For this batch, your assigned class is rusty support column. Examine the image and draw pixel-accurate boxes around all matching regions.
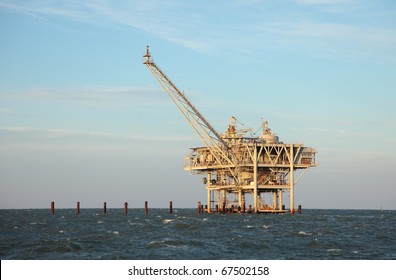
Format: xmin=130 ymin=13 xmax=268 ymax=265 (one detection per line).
xmin=124 ymin=202 xmax=128 ymax=215
xmin=103 ymin=202 xmax=107 ymax=214
xmin=169 ymin=201 xmax=173 ymax=214
xmin=144 ymin=201 xmax=148 ymax=214
xmin=76 ymin=201 xmax=80 ymax=215
xmin=50 ymin=201 xmax=55 ymax=215
xmin=198 ymin=201 xmax=201 ymax=214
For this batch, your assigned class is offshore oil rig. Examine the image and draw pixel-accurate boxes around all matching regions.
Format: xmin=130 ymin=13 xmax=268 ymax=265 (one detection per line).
xmin=143 ymin=46 xmax=317 ymax=214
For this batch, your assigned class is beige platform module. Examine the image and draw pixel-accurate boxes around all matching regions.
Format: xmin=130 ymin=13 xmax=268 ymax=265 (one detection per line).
xmin=143 ymin=46 xmax=317 ymax=214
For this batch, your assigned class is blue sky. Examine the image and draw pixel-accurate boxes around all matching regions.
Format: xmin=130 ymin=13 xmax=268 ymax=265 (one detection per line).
xmin=1 ymin=0 xmax=395 ymax=209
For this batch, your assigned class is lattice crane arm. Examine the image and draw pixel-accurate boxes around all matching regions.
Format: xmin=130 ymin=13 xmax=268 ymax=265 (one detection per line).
xmin=142 ymin=46 xmax=239 ymax=178
xmin=143 ymin=46 xmax=230 ymax=150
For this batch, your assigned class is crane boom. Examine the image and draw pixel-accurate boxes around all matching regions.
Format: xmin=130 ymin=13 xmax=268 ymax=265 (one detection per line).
xmin=143 ymin=46 xmax=236 ymax=171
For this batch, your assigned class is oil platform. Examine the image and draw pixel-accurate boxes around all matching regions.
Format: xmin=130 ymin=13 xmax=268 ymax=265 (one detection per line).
xmin=143 ymin=46 xmax=317 ymax=213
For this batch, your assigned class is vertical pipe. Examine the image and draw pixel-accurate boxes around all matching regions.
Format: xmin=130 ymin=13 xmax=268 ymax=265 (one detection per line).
xmin=103 ymin=202 xmax=107 ymax=214
xmin=290 ymin=145 xmax=295 ymax=214
xmin=207 ymin=173 xmax=211 ymax=213
xmin=273 ymin=191 xmax=277 ymax=211
xmin=222 ymin=201 xmax=226 ymax=213
xmin=198 ymin=201 xmax=201 ymax=214
xmin=222 ymin=190 xmax=227 ymax=212
xmin=211 ymin=190 xmax=214 ymax=212
xmin=144 ymin=201 xmax=148 ymax=215
xmin=238 ymin=191 xmax=243 ymax=208
xmin=216 ymin=190 xmax=221 ymax=213
xmin=279 ymin=190 xmax=283 ymax=212
xmin=169 ymin=201 xmax=173 ymax=214
xmin=76 ymin=201 xmax=80 ymax=215
xmin=253 ymin=143 xmax=258 ymax=213
xmin=242 ymin=201 xmax=246 ymax=214
xmin=50 ymin=201 xmax=55 ymax=215
xmin=298 ymin=205 xmax=302 ymax=214
xmin=124 ymin=202 xmax=128 ymax=215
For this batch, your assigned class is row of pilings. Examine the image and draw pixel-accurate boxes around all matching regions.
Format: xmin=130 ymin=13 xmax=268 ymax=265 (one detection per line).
xmin=50 ymin=201 xmax=302 ymax=215
xmin=49 ymin=201 xmax=207 ymax=215
xmin=50 ymin=201 xmax=159 ymax=215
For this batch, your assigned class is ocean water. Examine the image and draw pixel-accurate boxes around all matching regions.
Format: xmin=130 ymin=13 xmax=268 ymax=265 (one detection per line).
xmin=0 ymin=209 xmax=394 ymax=260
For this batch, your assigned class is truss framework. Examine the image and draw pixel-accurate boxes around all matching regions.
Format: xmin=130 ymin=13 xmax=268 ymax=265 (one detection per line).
xmin=184 ymin=140 xmax=317 ymax=213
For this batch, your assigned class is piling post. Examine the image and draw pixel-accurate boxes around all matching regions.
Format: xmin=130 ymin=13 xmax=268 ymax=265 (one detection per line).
xmin=242 ymin=202 xmax=246 ymax=214
xmin=207 ymin=173 xmax=211 ymax=213
xmin=298 ymin=205 xmax=302 ymax=214
xmin=103 ymin=202 xmax=107 ymax=214
xmin=76 ymin=201 xmax=80 ymax=215
xmin=279 ymin=190 xmax=283 ymax=211
xmin=222 ymin=201 xmax=226 ymax=213
xmin=253 ymin=144 xmax=258 ymax=213
xmin=169 ymin=201 xmax=173 ymax=214
xmin=144 ymin=201 xmax=148 ymax=215
xmin=290 ymin=145 xmax=295 ymax=214
xmin=50 ymin=201 xmax=55 ymax=215
xmin=198 ymin=201 xmax=201 ymax=214
xmin=124 ymin=202 xmax=128 ymax=215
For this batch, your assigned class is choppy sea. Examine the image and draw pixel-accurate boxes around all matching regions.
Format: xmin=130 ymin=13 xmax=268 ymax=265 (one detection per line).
xmin=0 ymin=209 xmax=394 ymax=260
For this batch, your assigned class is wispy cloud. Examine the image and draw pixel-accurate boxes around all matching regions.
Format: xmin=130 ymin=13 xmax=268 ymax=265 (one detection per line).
xmin=254 ymin=20 xmax=396 ymax=62
xmin=0 ymin=126 xmax=195 ymax=143
xmin=0 ymin=85 xmax=167 ymax=109
xmin=1 ymin=0 xmax=395 ymax=63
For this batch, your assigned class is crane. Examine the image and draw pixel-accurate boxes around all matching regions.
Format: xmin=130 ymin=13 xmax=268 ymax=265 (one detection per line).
xmin=142 ymin=46 xmax=317 ymax=214
xmin=143 ymin=46 xmax=238 ymax=180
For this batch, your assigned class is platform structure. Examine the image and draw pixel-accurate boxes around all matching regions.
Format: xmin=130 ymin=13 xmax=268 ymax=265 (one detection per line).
xmin=143 ymin=46 xmax=317 ymax=213
xmin=184 ymin=119 xmax=317 ymax=213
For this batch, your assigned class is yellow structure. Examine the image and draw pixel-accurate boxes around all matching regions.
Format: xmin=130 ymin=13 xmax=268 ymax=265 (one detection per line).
xmin=143 ymin=46 xmax=317 ymax=213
